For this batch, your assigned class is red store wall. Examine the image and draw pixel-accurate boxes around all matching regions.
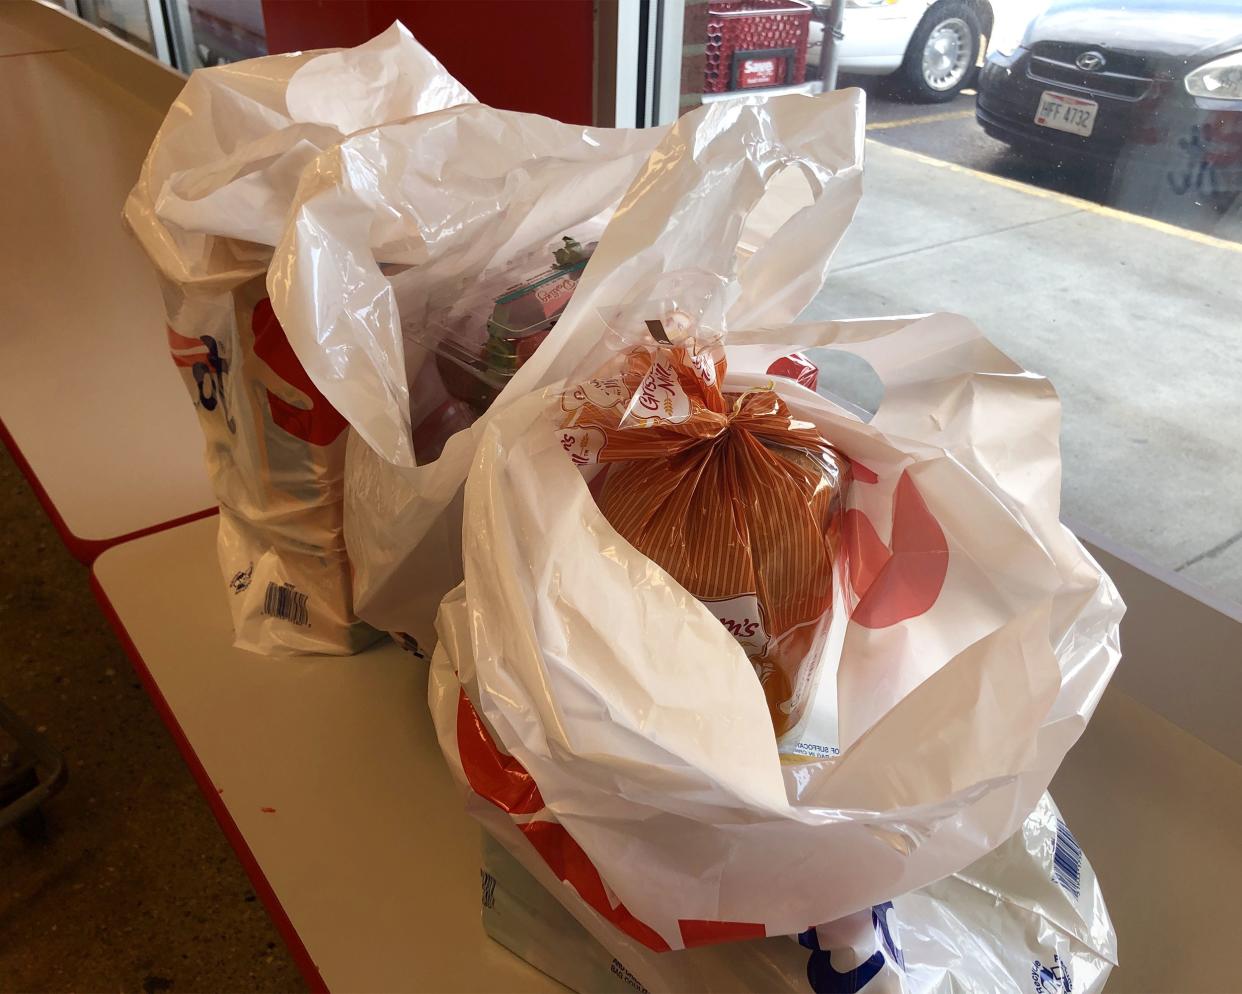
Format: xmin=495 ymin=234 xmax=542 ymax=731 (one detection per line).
xmin=259 ymin=1 xmax=596 ymax=126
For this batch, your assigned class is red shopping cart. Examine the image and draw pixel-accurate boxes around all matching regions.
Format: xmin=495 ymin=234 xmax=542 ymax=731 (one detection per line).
xmin=705 ymin=0 xmax=813 ymax=93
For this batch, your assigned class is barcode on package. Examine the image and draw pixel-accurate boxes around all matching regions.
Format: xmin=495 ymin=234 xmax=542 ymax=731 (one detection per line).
xmin=1053 ymin=817 xmax=1083 ymax=899
xmin=262 ymin=582 xmax=309 ymax=627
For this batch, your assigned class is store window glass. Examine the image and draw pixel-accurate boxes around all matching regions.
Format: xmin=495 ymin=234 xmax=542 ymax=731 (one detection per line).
xmin=70 ymin=0 xmax=267 ymax=71
xmin=673 ymin=0 xmax=1242 ymax=607
xmin=166 ymin=0 xmax=268 ymax=70
xmin=76 ymin=0 xmax=167 ymax=60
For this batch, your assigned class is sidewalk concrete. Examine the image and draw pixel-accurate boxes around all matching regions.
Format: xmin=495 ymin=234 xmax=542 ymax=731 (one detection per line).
xmin=802 ymin=140 xmax=1242 ymax=604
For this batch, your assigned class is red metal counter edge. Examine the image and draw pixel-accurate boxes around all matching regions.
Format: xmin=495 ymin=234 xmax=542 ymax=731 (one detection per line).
xmin=88 ymin=570 xmax=329 ymax=994
xmin=0 ymin=415 xmax=218 ymax=565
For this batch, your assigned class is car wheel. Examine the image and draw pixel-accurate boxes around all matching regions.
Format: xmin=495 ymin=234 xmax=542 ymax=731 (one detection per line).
xmin=899 ymin=1 xmax=982 ymax=103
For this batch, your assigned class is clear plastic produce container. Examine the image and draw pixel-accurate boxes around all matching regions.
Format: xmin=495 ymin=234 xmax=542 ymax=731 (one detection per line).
xmin=407 ymin=234 xmax=597 ymax=463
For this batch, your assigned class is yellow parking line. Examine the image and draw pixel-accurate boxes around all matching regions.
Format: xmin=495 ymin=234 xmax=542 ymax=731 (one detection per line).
xmin=866 ymin=109 xmax=975 ymax=131
xmin=877 ymin=142 xmax=1242 ymax=254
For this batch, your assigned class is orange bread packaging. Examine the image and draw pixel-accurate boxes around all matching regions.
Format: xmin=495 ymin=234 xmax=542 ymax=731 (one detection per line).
xmin=557 ymin=337 xmax=850 ymax=738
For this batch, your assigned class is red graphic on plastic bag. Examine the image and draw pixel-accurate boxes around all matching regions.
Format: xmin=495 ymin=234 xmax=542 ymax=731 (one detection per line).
xmin=456 ymin=690 xmax=765 ymax=951
xmin=844 ymin=469 xmax=948 ymax=628
xmin=519 ymin=821 xmax=672 ymax=952
xmin=251 ymin=299 xmax=348 ymax=446
xmin=456 ymin=690 xmax=543 ymax=815
xmin=679 ymin=918 xmax=767 ymax=947
xmin=167 ymin=325 xmax=212 ymax=368
xmin=766 ymin=353 xmax=819 ymax=390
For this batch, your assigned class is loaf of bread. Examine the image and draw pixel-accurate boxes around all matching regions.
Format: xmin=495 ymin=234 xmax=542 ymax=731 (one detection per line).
xmin=558 ymin=344 xmax=849 ymax=736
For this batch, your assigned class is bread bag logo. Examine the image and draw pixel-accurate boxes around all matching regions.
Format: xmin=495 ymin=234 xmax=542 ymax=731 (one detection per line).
xmin=702 ymin=594 xmax=771 ymax=654
xmin=630 ymin=358 xmax=690 ymax=425
xmin=559 ymin=426 xmax=607 ymax=466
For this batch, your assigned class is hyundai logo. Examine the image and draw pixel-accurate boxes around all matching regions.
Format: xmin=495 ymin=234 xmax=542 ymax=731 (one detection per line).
xmin=1076 ymin=50 xmax=1106 ymax=71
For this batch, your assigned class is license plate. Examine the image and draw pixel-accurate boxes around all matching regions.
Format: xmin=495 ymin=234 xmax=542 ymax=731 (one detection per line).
xmin=1034 ymin=91 xmax=1098 ymax=137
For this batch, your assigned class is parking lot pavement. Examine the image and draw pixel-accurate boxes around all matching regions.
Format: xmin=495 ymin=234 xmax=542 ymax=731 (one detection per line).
xmin=842 ymin=75 xmax=1242 ymax=243
xmin=805 ymin=138 xmax=1242 ymax=605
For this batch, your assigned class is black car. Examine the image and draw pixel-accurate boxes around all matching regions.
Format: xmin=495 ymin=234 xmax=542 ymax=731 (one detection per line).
xmin=976 ymin=0 xmax=1242 ymax=198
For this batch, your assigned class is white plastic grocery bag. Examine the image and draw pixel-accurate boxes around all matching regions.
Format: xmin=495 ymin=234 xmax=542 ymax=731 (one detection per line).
xmin=479 ymin=794 xmax=1116 ymax=994
xmin=422 ymin=122 xmax=1128 ymax=940
xmin=267 ymin=87 xmax=867 ymax=652
xmin=124 ymin=25 xmax=474 ymax=654
xmin=429 ymin=306 xmax=1123 ymax=947
xmin=428 ymin=296 xmax=1123 ymax=948
xmin=421 ymin=64 xmax=1121 ymax=946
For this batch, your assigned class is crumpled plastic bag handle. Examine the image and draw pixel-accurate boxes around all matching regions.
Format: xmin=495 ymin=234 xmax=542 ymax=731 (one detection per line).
xmin=524 ymin=88 xmax=867 ymax=398
xmin=284 ymin=22 xmax=475 ymax=132
xmin=126 ymin=22 xmax=474 ymax=277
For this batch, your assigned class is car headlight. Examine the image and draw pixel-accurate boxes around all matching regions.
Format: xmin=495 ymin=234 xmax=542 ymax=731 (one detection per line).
xmin=845 ymin=0 xmax=898 ymax=8
xmin=1185 ymin=51 xmax=1242 ymax=100
xmin=986 ymin=16 xmax=1028 ymax=58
